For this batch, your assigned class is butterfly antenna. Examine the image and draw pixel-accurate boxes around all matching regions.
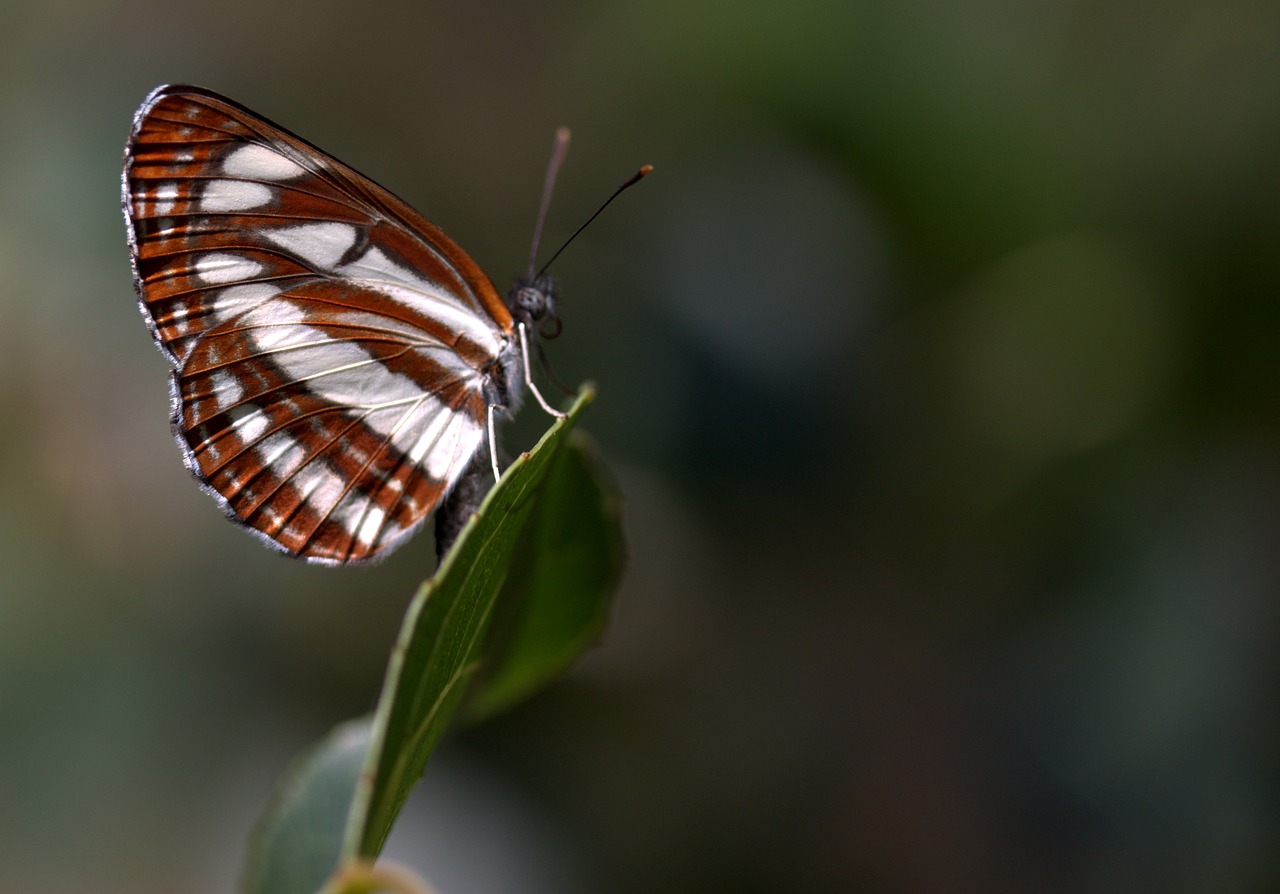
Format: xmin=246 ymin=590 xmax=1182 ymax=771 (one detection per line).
xmin=528 ymin=127 xmax=573 ymax=280
xmin=536 ymin=163 xmax=654 ymax=278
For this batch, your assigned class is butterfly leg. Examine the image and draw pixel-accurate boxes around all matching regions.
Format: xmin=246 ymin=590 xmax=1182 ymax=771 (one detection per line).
xmin=519 ymin=322 xmax=568 ymax=419
xmin=487 ymin=402 xmax=503 ymax=483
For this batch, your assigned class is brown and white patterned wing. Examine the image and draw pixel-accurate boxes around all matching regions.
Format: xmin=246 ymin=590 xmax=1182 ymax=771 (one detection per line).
xmin=123 ymin=85 xmax=514 ymax=563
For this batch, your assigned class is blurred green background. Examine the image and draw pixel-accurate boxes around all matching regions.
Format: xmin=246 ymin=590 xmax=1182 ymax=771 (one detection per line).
xmin=2 ymin=1 xmax=1279 ymax=892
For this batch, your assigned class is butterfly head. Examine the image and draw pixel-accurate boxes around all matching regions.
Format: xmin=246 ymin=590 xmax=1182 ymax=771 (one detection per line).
xmin=509 ymin=272 xmax=562 ymax=340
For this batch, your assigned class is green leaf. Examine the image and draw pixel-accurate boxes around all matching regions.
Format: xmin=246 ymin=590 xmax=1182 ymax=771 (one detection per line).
xmin=244 ymin=386 xmax=622 ymax=894
xmin=464 ymin=429 xmax=625 ymax=721
xmin=241 ymin=719 xmax=372 ymax=894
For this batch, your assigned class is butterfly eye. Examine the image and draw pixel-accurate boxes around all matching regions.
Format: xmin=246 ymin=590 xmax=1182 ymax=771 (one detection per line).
xmin=514 ymin=286 xmax=549 ymax=318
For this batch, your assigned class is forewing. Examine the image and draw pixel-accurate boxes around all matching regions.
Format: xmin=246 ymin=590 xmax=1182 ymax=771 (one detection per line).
xmin=123 ymin=85 xmax=508 ymax=563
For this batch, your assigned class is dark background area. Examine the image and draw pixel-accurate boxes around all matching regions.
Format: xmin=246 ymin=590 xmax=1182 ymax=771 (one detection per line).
xmin=1 ymin=1 xmax=1278 ymax=892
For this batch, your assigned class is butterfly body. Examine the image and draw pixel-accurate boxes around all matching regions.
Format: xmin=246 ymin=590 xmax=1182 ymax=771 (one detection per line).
xmin=123 ymin=85 xmax=556 ymax=564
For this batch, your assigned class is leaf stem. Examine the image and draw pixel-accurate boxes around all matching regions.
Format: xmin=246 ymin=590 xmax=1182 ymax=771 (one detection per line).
xmin=324 ymin=858 xmax=437 ymax=894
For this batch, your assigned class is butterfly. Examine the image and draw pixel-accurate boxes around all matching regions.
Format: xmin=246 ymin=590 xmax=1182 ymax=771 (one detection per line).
xmin=123 ymin=85 xmax=645 ymax=565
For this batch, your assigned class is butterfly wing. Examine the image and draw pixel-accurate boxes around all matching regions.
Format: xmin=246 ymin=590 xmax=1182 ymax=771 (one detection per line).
xmin=124 ymin=85 xmax=515 ymax=564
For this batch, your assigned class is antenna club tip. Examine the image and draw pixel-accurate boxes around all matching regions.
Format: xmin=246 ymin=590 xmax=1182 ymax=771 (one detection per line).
xmin=555 ymin=126 xmax=571 ymax=143
xmin=639 ymin=164 xmax=654 ymax=176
